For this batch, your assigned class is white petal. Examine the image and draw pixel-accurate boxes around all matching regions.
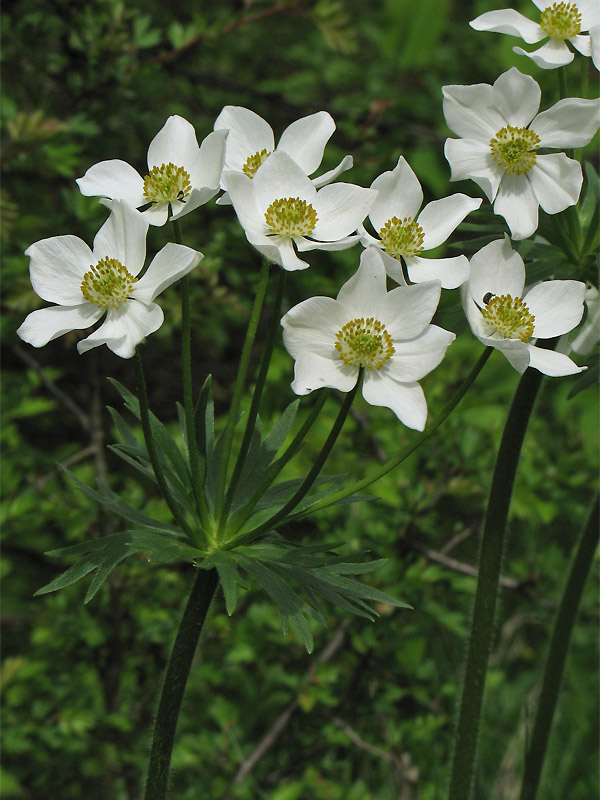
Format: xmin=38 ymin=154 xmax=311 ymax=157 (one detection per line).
xmin=492 ymin=68 xmax=541 ymax=127
xmin=221 ymin=170 xmax=264 ymax=236
xmin=336 ymin=247 xmax=388 ymax=318
xmin=532 ymin=98 xmax=600 ymax=148
xmin=311 ymin=155 xmax=353 ymax=188
xmin=570 ymin=34 xmax=592 ymax=56
xmin=490 ymin=338 xmax=531 ymax=373
xmin=469 ymin=9 xmax=546 ymax=42
xmin=253 ymin=151 xmax=317 ymax=209
xmin=378 ymin=249 xmax=408 ymax=285
xmin=524 ymin=280 xmax=586 ymax=337
xmin=133 ymin=243 xmax=203 ymax=303
xmin=513 ymin=39 xmax=574 ymax=68
xmin=291 ymin=352 xmax=357 ymax=395
xmin=297 ymin=234 xmax=362 ymax=253
xmin=17 ymin=303 xmax=103 ymax=348
xmin=468 ymin=237 xmax=525 ymax=305
xmin=444 ymin=139 xmax=501 ymax=202
xmin=76 ymin=160 xmax=145 ymax=206
xmin=248 ymin=233 xmax=309 ymax=271
xmin=214 ymin=106 xmax=274 ymax=172
xmin=92 ymin=201 xmax=149 ymax=275
xmin=405 ymin=254 xmax=470 ymax=289
xmin=525 ymin=344 xmax=585 ymax=375
xmin=571 ymin=286 xmax=600 ymax=354
xmin=493 ymin=175 xmax=539 ymax=240
xmin=382 ymin=281 xmax=442 ymax=340
xmin=312 ymin=184 xmax=377 ymax=240
xmin=528 ymin=154 xmax=582 ymax=214
xmin=418 ymin=193 xmax=482 ymax=249
xmin=281 ymin=296 xmax=347 ymax=359
xmin=591 ymin=26 xmax=600 ymax=70
xmin=25 ymin=235 xmax=94 ymax=305
xmin=578 ymin=0 xmax=600 ymax=29
xmin=368 ymin=156 xmax=423 ymax=232
xmin=277 ymin=111 xmax=335 ymax=175
xmin=169 ymin=185 xmax=221 ymax=221
xmin=77 ymin=300 xmax=164 ymax=358
xmin=187 ymin=128 xmax=228 ymax=192
xmin=362 ymin=372 xmax=428 ymax=430
xmin=442 ymin=83 xmax=506 ymax=140
xmin=147 ymin=115 xmax=201 ymax=172
xmin=386 ymin=325 xmax=455 ymax=383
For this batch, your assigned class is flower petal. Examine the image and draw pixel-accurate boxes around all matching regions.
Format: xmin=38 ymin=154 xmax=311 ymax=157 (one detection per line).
xmin=418 ymin=193 xmax=482 ymax=249
xmin=336 ymin=247 xmax=388 ymax=318
xmin=247 ymin=233 xmax=310 ymax=271
xmin=170 ymin=185 xmax=221 ymax=221
xmin=591 ymin=25 xmax=600 ymax=70
xmin=92 ymin=201 xmax=149 ymax=275
xmin=386 ymin=324 xmax=455 ymax=383
xmin=133 ymin=243 xmax=203 ymax=303
xmin=578 ymin=0 xmax=600 ymax=29
xmin=378 ymin=249 xmax=408 ymax=285
xmin=312 ymin=155 xmax=354 ymax=188
xmin=469 ymin=9 xmax=546 ymax=42
xmin=296 ymin=234 xmax=362 ymax=252
xmin=491 ymin=68 xmax=541 ymax=127
xmin=253 ymin=151 xmax=317 ymax=208
xmin=25 ymin=235 xmax=94 ymax=305
xmin=221 ymin=170 xmax=264 ymax=237
xmin=468 ymin=237 xmax=525 ymax=306
xmin=362 ymin=372 xmax=428 ymax=430
xmin=570 ymin=33 xmax=592 ymax=56
xmin=442 ymin=83 xmax=505 ymax=140
xmin=147 ymin=115 xmax=201 ymax=172
xmin=525 ymin=344 xmax=585 ymax=375
xmin=281 ymin=296 xmax=347 ymax=359
xmin=76 ymin=160 xmax=145 ymax=206
xmin=77 ymin=300 xmax=164 ymax=358
xmin=532 ymin=98 xmax=600 ymax=148
xmin=513 ymin=39 xmax=574 ymax=68
xmin=312 ymin=183 xmax=377 ymax=240
xmin=444 ymin=139 xmax=501 ymax=202
xmin=214 ymin=106 xmax=275 ymax=172
xmin=291 ymin=352 xmax=357 ymax=395
xmin=17 ymin=303 xmax=103 ymax=348
xmin=382 ymin=281 xmax=442 ymax=340
xmin=368 ymin=156 xmax=423 ymax=232
xmin=277 ymin=111 xmax=335 ymax=175
xmin=405 ymin=254 xmax=470 ymax=289
xmin=528 ymin=153 xmax=582 ymax=214
xmin=493 ymin=174 xmax=539 ymax=240
xmin=524 ymin=279 xmax=585 ymax=337
xmin=187 ymin=128 xmax=228 ymax=192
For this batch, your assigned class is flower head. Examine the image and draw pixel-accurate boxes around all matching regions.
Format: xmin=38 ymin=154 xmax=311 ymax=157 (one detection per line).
xmin=470 ymin=0 xmax=600 ymax=69
xmin=222 ymin=151 xmax=377 ymax=271
xmin=443 ymin=68 xmax=600 ymax=239
xmin=17 ymin=201 xmax=202 ymax=358
xmin=281 ymin=247 xmax=454 ymax=429
xmin=76 ymin=116 xmax=228 ymax=226
xmin=360 ymin=156 xmax=481 ymax=288
xmin=463 ymin=237 xmax=586 ymax=374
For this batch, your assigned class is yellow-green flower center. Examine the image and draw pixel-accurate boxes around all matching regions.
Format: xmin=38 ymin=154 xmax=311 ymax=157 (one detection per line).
xmin=143 ymin=162 xmax=191 ymax=205
xmin=490 ymin=126 xmax=540 ymax=176
xmin=265 ymin=197 xmax=317 ymax=237
xmin=378 ymin=216 xmax=425 ymax=259
xmin=81 ymin=257 xmax=137 ymax=310
xmin=480 ymin=293 xmax=535 ymax=341
xmin=335 ymin=317 xmax=395 ymax=370
xmin=540 ymin=2 xmax=581 ymax=40
xmin=243 ymin=148 xmax=272 ymax=178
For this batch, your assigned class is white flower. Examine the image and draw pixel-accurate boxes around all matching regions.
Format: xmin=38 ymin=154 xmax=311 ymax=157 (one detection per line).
xmin=359 ymin=156 xmax=481 ymax=289
xmin=470 ymin=0 xmax=600 ymax=70
xmin=590 ymin=25 xmax=600 ymax=69
xmin=17 ymin=201 xmax=202 ymax=358
xmin=76 ymin=116 xmax=228 ymax=226
xmin=280 ymin=247 xmax=454 ymax=429
xmin=222 ymin=150 xmax=377 ymax=271
xmin=463 ymin=237 xmax=586 ymax=375
xmin=213 ymin=106 xmax=352 ymax=204
xmin=443 ymin=68 xmax=600 ymax=240
xmin=571 ymin=285 xmax=599 ymax=354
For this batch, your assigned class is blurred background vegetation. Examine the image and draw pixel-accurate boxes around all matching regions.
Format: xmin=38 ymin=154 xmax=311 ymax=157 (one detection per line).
xmin=1 ymin=0 xmax=598 ymax=798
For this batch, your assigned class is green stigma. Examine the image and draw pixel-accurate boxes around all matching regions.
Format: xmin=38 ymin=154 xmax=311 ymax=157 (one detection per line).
xmin=480 ymin=293 xmax=535 ymax=341
xmin=335 ymin=317 xmax=395 ymax=370
xmin=540 ymin=2 xmax=581 ymax=40
xmin=265 ymin=197 xmax=318 ymax=237
xmin=378 ymin=216 xmax=425 ymax=259
xmin=81 ymin=257 xmax=137 ymax=310
xmin=143 ymin=162 xmax=191 ymax=205
xmin=243 ymin=149 xmax=272 ymax=178
xmin=490 ymin=126 xmax=540 ymax=176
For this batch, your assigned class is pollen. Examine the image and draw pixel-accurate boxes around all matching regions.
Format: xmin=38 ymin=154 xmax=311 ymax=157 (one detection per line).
xmin=143 ymin=163 xmax=191 ymax=205
xmin=379 ymin=216 xmax=425 ymax=259
xmin=540 ymin=2 xmax=581 ymax=40
xmin=480 ymin=294 xmax=535 ymax=341
xmin=265 ymin=197 xmax=318 ymax=237
xmin=490 ymin=126 xmax=540 ymax=176
xmin=81 ymin=257 xmax=137 ymax=310
xmin=335 ymin=317 xmax=395 ymax=370
xmin=243 ymin=148 xmax=272 ymax=178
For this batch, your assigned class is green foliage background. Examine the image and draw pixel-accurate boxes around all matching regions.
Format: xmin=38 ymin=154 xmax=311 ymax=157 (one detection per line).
xmin=2 ymin=1 xmax=598 ymax=798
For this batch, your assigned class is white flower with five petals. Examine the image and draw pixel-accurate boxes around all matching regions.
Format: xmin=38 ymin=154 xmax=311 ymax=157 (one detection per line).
xmin=463 ymin=237 xmax=586 ymax=375
xmin=443 ymin=68 xmax=600 ymax=240
xmin=222 ymin=151 xmax=377 ymax=271
xmin=470 ymin=0 xmax=600 ymax=70
xmin=359 ymin=156 xmax=481 ymax=289
xmin=76 ymin=116 xmax=227 ymax=226
xmin=17 ymin=201 xmax=202 ymax=358
xmin=281 ymin=247 xmax=455 ymax=430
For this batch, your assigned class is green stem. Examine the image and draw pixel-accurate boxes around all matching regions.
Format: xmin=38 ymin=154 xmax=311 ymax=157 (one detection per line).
xmin=144 ymin=568 xmax=219 ymax=800
xmin=134 ymin=351 xmax=196 ymax=541
xmin=293 ymin=347 xmax=492 ymax=518
xmin=519 ymin=492 xmax=599 ymax=800
xmin=448 ymin=357 xmax=550 ymax=800
xmin=220 ymin=268 xmax=287 ymax=528
xmin=214 ymin=258 xmax=271 ymax=526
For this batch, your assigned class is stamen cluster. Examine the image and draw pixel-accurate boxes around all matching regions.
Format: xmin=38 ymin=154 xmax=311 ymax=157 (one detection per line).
xmin=490 ymin=126 xmax=540 ymax=175
xmin=335 ymin=317 xmax=395 ymax=370
xmin=540 ymin=1 xmax=581 ymax=40
xmin=480 ymin=294 xmax=535 ymax=341
xmin=378 ymin=216 xmax=425 ymax=259
xmin=243 ymin=149 xmax=272 ymax=178
xmin=81 ymin=257 xmax=137 ymax=310
xmin=143 ymin=163 xmax=191 ymax=205
xmin=265 ymin=197 xmax=318 ymax=237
